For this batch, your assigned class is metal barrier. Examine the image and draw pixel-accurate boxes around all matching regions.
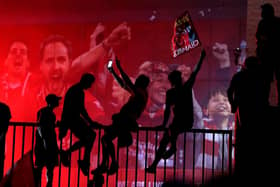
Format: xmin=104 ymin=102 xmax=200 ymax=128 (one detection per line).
xmin=1 ymin=122 xmax=233 ymax=187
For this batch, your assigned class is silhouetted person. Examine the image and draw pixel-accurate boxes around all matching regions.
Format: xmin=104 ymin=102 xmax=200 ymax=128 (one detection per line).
xmin=59 ymin=73 xmax=101 ymax=176
xmin=227 ymin=56 xmax=268 ymax=182
xmin=146 ymin=49 xmax=206 ymax=173
xmin=256 ymin=3 xmax=280 ymax=106
xmin=34 ymin=94 xmax=61 ymax=187
xmin=92 ymin=58 xmax=150 ymax=175
xmin=0 ymin=102 xmax=11 ymax=181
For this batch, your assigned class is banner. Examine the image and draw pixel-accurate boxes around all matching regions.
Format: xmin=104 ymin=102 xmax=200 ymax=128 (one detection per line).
xmin=171 ymin=11 xmax=201 ymax=58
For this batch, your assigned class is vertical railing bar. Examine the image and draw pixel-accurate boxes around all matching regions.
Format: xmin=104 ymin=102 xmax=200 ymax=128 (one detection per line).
xmin=58 ymin=137 xmax=63 ymax=187
xmin=192 ymin=132 xmax=196 ymax=186
xmin=222 ymin=133 xmax=225 ymax=176
xmin=67 ymin=132 xmax=73 ymax=187
xmin=21 ymin=126 xmax=26 ymax=158
xmin=115 ymin=142 xmax=120 ymax=187
xmin=134 ymin=131 xmax=139 ymax=187
xmin=154 ymin=130 xmax=158 ymax=187
xmin=11 ymin=126 xmax=16 ymax=169
xmin=183 ymin=132 xmax=186 ymax=184
xmin=144 ymin=130 xmax=148 ymax=187
xmin=125 ymin=145 xmax=129 ymax=187
xmin=212 ymin=133 xmax=215 ymax=179
xmin=77 ymin=148 xmax=81 ymax=187
xmin=229 ymin=131 xmax=233 ymax=176
xmin=202 ymin=133 xmax=205 ymax=185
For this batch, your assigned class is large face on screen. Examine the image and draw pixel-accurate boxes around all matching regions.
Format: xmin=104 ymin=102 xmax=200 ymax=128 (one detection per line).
xmin=149 ymin=72 xmax=170 ymax=106
xmin=40 ymin=42 xmax=70 ymax=84
xmin=5 ymin=41 xmax=29 ymax=77
xmin=207 ymin=92 xmax=231 ymax=119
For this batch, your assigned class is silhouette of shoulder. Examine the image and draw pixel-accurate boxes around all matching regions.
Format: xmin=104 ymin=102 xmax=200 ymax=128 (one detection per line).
xmin=0 ymin=102 xmax=11 ymax=122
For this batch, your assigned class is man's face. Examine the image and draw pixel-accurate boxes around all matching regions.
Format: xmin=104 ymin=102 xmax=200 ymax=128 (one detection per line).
xmin=148 ymin=72 xmax=170 ymax=106
xmin=207 ymin=93 xmax=231 ymax=119
xmin=40 ymin=42 xmax=70 ymax=84
xmin=5 ymin=42 xmax=29 ymax=76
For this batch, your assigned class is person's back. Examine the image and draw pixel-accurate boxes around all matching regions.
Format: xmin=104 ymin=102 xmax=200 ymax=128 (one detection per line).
xmin=230 ymin=64 xmax=266 ymax=112
xmin=37 ymin=107 xmax=56 ymax=136
xmin=171 ymin=83 xmax=194 ymax=126
xmin=61 ymin=83 xmax=84 ymax=121
xmin=119 ymin=86 xmax=148 ymax=120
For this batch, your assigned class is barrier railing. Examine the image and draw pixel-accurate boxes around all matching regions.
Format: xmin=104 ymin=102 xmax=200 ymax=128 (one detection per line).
xmin=1 ymin=122 xmax=233 ymax=187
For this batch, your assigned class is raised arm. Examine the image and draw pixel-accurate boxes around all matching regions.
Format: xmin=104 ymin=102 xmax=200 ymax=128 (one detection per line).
xmin=186 ymin=48 xmax=206 ymax=87
xmin=68 ymin=22 xmax=131 ymax=80
xmin=108 ymin=61 xmax=125 ymax=88
xmin=115 ymin=58 xmax=134 ymax=93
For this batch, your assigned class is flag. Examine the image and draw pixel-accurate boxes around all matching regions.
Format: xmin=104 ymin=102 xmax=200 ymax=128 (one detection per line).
xmin=171 ymin=11 xmax=201 ymax=58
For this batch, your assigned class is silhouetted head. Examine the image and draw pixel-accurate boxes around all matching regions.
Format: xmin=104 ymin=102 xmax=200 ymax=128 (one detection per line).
xmin=135 ymin=74 xmax=150 ymax=89
xmin=45 ymin=94 xmax=61 ymax=108
xmin=80 ymin=73 xmax=95 ymax=89
xmin=168 ymin=70 xmax=182 ymax=87
xmin=244 ymin=56 xmax=259 ymax=70
xmin=261 ymin=3 xmax=275 ymax=19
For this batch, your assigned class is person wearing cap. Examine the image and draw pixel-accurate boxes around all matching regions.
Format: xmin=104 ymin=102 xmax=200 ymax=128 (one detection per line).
xmin=34 ymin=94 xmax=61 ymax=187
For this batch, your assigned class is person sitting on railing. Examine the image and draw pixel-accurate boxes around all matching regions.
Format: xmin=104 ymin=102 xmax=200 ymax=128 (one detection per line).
xmin=145 ymin=48 xmax=206 ymax=173
xmin=92 ymin=57 xmax=150 ymax=175
xmin=58 ymin=73 xmax=103 ymax=176
xmin=34 ymin=94 xmax=61 ymax=187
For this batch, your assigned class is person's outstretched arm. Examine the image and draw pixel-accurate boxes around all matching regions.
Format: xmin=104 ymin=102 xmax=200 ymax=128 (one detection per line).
xmin=185 ymin=48 xmax=206 ymax=88
xmin=115 ymin=58 xmax=134 ymax=93
xmin=68 ymin=22 xmax=131 ymax=80
xmin=108 ymin=61 xmax=125 ymax=88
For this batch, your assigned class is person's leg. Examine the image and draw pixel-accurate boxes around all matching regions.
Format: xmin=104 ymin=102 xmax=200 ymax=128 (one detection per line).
xmin=104 ymin=131 xmax=119 ymax=175
xmin=82 ymin=131 xmax=96 ymax=164
xmin=71 ymin=119 xmax=96 ymax=176
xmin=92 ymin=127 xmax=115 ymax=174
xmin=46 ymin=166 xmax=54 ymax=187
xmin=162 ymin=129 xmax=179 ymax=160
xmin=34 ymin=166 xmax=43 ymax=187
xmin=146 ymin=130 xmax=170 ymax=173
